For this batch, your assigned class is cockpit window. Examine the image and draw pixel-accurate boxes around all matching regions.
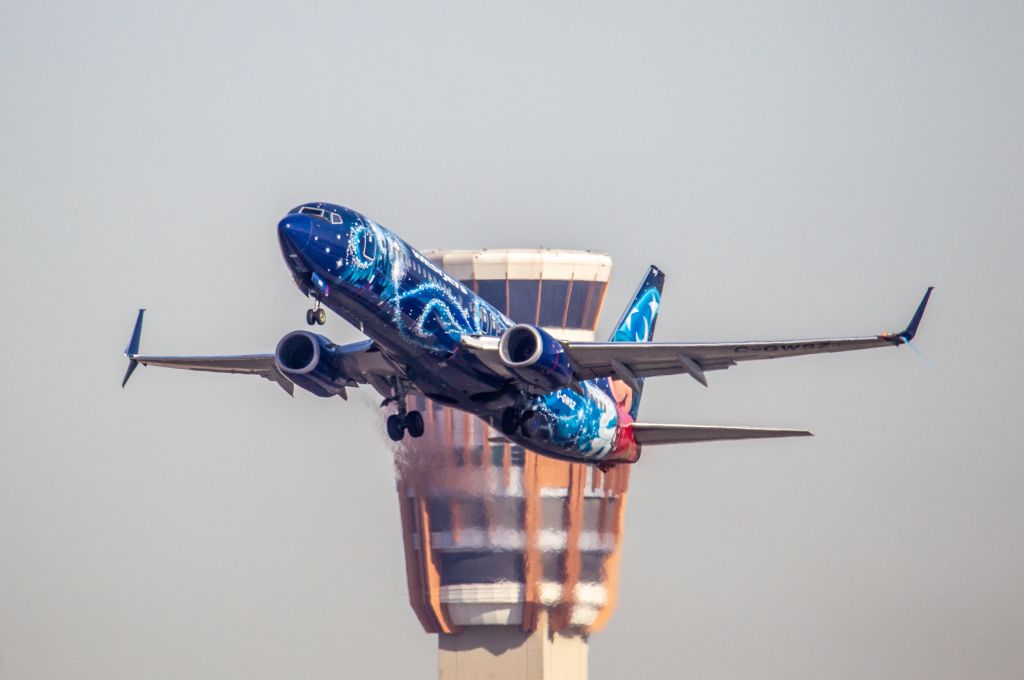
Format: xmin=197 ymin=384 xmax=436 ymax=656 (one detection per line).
xmin=330 ymin=212 xmax=343 ymax=225
xmin=299 ymin=207 xmax=325 ymax=217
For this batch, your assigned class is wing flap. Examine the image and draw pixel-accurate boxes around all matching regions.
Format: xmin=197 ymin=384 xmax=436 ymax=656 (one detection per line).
xmin=629 ymin=422 xmax=813 ymax=445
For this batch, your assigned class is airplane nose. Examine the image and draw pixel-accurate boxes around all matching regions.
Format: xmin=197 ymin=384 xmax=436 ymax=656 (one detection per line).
xmin=278 ymin=214 xmax=314 ymax=251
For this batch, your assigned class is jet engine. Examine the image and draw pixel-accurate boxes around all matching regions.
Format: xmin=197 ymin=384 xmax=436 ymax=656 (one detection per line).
xmin=274 ymin=331 xmax=351 ymax=398
xmin=498 ymin=324 xmax=574 ymax=393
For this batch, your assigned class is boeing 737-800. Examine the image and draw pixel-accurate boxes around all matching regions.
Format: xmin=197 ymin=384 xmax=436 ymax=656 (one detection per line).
xmin=122 ymin=202 xmax=932 ymax=470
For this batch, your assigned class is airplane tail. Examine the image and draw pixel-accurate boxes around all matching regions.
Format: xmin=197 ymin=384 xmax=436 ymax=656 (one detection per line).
xmin=608 ymin=266 xmax=665 ymax=418
xmin=606 ymin=270 xmax=815 ymax=451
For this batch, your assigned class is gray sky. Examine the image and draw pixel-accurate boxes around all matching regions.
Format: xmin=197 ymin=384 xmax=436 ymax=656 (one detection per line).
xmin=2 ymin=1 xmax=1022 ymax=678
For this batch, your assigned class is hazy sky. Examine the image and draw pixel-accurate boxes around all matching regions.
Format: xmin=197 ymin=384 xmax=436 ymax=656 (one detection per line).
xmin=2 ymin=1 xmax=1022 ymax=678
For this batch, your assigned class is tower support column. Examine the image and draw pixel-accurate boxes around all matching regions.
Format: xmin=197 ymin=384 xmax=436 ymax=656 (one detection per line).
xmin=439 ymin=610 xmax=588 ymax=680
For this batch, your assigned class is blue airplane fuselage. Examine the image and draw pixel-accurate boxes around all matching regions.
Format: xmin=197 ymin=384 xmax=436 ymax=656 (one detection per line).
xmin=277 ymin=202 xmax=641 ymax=464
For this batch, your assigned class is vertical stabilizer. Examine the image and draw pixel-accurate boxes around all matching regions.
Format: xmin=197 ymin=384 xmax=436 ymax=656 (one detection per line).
xmin=608 ymin=266 xmax=665 ymax=417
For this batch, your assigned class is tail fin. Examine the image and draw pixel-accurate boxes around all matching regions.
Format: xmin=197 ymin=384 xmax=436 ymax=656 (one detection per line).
xmin=608 ymin=266 xmax=665 ymax=417
xmin=609 ymin=265 xmax=665 ymax=343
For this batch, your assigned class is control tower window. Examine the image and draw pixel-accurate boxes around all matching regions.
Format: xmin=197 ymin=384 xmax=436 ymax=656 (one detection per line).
xmin=583 ymin=497 xmax=603 ymax=533
xmin=564 ymin=281 xmax=606 ymax=330
xmin=508 ymin=280 xmax=540 ymax=324
xmin=541 ymin=552 xmax=565 ymax=581
xmin=439 ymin=553 xmax=524 ymax=585
xmin=538 ymin=280 xmax=571 ymax=327
xmin=490 ymin=497 xmax=524 ymax=529
xmin=470 ymin=278 xmax=606 ymax=329
xmin=583 ymin=282 xmax=606 ymax=329
xmin=540 ymin=497 xmax=566 ymax=529
xmin=476 ymin=280 xmax=508 ymax=314
xmin=579 ymin=552 xmax=606 ymax=582
xmin=564 ymin=281 xmax=591 ymax=328
xmin=459 ymin=499 xmax=487 ymax=527
xmin=427 ymin=500 xmax=453 ymax=532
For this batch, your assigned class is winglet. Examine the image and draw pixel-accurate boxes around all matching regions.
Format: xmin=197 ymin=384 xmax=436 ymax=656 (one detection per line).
xmin=122 ymin=309 xmax=145 ymax=388
xmin=894 ymin=287 xmax=934 ymax=344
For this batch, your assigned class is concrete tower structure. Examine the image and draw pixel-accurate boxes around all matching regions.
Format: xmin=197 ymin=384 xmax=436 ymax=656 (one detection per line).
xmin=391 ymin=250 xmax=630 ymax=680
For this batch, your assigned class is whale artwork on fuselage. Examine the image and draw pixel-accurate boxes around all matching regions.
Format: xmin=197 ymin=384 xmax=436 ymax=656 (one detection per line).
xmin=122 ymin=202 xmax=933 ymax=470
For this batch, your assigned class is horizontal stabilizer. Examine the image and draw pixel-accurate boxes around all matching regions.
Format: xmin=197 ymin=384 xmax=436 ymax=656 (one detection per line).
xmin=629 ymin=422 xmax=812 ymax=445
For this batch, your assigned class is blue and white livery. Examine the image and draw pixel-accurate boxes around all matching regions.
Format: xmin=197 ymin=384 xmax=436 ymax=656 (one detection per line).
xmin=122 ymin=202 xmax=933 ymax=469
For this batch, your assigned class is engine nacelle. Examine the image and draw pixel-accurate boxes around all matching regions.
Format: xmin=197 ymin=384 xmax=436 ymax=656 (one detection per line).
xmin=498 ymin=324 xmax=574 ymax=393
xmin=274 ymin=331 xmax=350 ymax=398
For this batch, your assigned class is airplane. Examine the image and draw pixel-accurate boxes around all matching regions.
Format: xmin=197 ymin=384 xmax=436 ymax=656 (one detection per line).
xmin=122 ymin=202 xmax=933 ymax=470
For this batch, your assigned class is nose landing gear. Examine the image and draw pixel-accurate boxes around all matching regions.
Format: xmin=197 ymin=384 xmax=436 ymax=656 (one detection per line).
xmin=382 ymin=377 xmax=424 ymax=442
xmin=306 ymin=298 xmax=327 ymax=326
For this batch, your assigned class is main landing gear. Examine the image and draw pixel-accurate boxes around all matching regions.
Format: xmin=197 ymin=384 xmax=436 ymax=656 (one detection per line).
xmin=500 ymin=407 xmax=535 ymax=437
xmin=305 ymin=298 xmax=327 ymax=326
xmin=382 ymin=378 xmax=424 ymax=442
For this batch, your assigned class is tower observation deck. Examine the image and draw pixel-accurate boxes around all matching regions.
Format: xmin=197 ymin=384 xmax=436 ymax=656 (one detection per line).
xmin=391 ymin=250 xmax=628 ymax=680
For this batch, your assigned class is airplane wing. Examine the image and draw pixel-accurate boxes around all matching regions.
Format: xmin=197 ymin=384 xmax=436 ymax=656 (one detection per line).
xmin=461 ymin=288 xmax=933 ymax=389
xmin=123 ymin=351 xmax=291 ymax=393
xmin=567 ymin=287 xmax=932 ymax=387
xmin=121 ymin=310 xmax=400 ymax=398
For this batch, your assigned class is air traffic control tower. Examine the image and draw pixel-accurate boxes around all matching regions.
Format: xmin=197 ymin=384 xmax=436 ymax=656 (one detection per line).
xmin=391 ymin=250 xmax=629 ymax=680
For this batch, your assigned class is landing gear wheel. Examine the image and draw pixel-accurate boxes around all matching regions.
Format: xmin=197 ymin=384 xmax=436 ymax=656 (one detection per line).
xmin=406 ymin=411 xmax=424 ymax=438
xmin=519 ymin=410 xmax=536 ymax=437
xmin=315 ymin=308 xmax=327 ymax=325
xmin=305 ymin=309 xmax=316 ymax=326
xmin=500 ymin=408 xmax=520 ymax=436
xmin=386 ymin=414 xmax=405 ymax=442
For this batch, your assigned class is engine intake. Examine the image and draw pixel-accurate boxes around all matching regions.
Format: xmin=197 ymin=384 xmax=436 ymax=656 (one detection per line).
xmin=274 ymin=331 xmax=349 ymax=397
xmin=498 ymin=324 xmax=573 ymax=393
xmin=276 ymin=332 xmax=320 ymax=373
